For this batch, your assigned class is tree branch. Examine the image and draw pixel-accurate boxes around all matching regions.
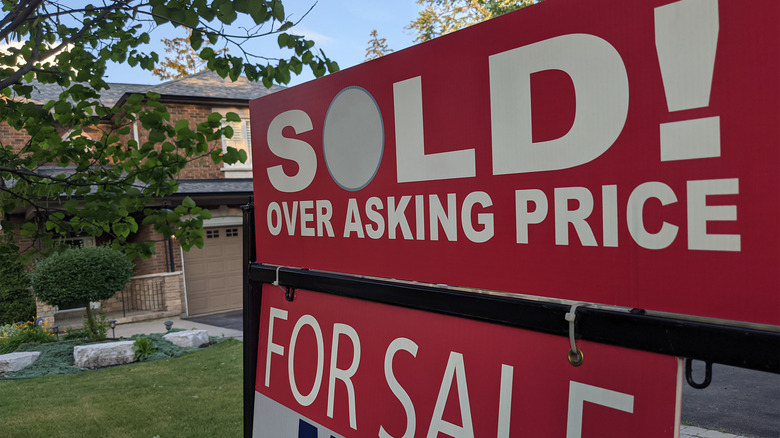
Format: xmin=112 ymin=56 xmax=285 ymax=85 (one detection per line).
xmin=0 ymin=0 xmax=44 ymax=43
xmin=0 ymin=0 xmax=131 ymax=91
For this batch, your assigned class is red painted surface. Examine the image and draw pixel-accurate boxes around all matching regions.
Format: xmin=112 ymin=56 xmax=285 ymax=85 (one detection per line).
xmin=256 ymin=286 xmax=681 ymax=437
xmin=250 ymin=0 xmax=779 ymax=325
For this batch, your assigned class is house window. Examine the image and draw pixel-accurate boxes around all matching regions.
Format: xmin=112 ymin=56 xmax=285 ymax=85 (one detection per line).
xmin=60 ymin=236 xmax=96 ymax=249
xmin=206 ymin=229 xmax=220 ymax=239
xmin=225 ymin=228 xmax=238 ymax=237
xmin=216 ymin=108 xmax=252 ymax=178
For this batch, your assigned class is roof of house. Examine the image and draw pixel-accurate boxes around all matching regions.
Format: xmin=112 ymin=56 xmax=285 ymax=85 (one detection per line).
xmin=4 ymin=167 xmax=253 ymax=197
xmin=150 ymin=70 xmax=285 ymax=101
xmin=21 ymin=70 xmax=284 ymax=107
xmin=176 ymin=179 xmax=253 ymax=195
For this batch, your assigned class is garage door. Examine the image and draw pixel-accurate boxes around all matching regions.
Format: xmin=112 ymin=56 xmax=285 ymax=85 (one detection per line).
xmin=183 ymin=226 xmax=243 ymax=315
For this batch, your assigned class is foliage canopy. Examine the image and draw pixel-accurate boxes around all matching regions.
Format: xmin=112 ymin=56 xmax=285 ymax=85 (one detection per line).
xmin=365 ymin=29 xmax=393 ymax=61
xmin=0 ymin=250 xmax=35 ymax=324
xmin=0 ymin=0 xmax=337 ymax=261
xmin=152 ymin=28 xmax=228 ymax=80
xmin=407 ymin=0 xmax=536 ymax=43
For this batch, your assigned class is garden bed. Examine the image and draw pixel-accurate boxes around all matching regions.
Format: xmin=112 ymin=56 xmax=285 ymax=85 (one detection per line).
xmin=0 ymin=331 xmax=230 ymax=379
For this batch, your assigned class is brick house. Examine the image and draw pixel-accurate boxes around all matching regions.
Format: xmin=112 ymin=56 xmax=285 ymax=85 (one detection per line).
xmin=2 ymin=70 xmax=281 ymax=325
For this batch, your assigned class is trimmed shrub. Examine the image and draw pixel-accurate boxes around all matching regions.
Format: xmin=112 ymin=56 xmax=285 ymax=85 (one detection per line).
xmin=31 ymin=246 xmax=133 ymax=340
xmin=0 ymin=252 xmax=35 ymax=325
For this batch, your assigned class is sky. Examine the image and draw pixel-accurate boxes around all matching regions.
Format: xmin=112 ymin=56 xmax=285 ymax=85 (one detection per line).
xmin=103 ymin=0 xmax=424 ymax=87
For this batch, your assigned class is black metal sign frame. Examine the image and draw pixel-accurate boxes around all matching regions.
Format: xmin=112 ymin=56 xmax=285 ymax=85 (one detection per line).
xmin=241 ymin=199 xmax=779 ymax=437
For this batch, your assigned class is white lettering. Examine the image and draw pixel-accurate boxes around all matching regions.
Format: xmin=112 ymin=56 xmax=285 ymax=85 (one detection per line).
xmin=515 ymin=189 xmax=548 ymax=244
xmin=602 ymin=185 xmax=619 ymax=247
xmin=388 ymin=196 xmax=413 ymax=240
xmin=379 ymin=338 xmax=419 ymax=438
xmin=687 ymin=178 xmax=740 ymax=251
xmin=283 ymin=201 xmax=298 ymax=236
xmin=497 ymin=364 xmax=513 ymax=438
xmin=415 ymin=195 xmax=425 ymax=240
xmin=344 ymin=198 xmax=365 ymax=238
xmin=566 ymin=381 xmax=634 ymax=438
xmin=316 ymin=200 xmax=335 ymax=237
xmin=300 ymin=200 xmax=314 ymax=237
xmin=288 ymin=314 xmax=324 ymax=407
xmin=555 ymin=187 xmax=597 ymax=246
xmin=489 ymin=34 xmax=629 ymax=175
xmin=326 ymin=324 xmax=361 ymax=430
xmin=394 ymin=76 xmax=476 ymax=183
xmin=627 ymin=181 xmax=679 ymax=250
xmin=461 ymin=191 xmax=494 ymax=243
xmin=264 ymin=307 xmax=288 ymax=387
xmin=365 ymin=197 xmax=386 ymax=239
xmin=427 ymin=352 xmax=474 ymax=438
xmin=267 ymin=202 xmax=282 ymax=236
xmin=266 ymin=109 xmax=317 ymax=192
xmin=430 ymin=193 xmax=457 ymax=242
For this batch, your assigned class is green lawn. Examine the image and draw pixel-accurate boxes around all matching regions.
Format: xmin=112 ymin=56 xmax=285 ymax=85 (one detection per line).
xmin=0 ymin=340 xmax=244 ymax=438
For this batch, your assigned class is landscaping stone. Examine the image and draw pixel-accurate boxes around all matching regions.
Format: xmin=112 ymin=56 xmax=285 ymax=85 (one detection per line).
xmin=163 ymin=330 xmax=209 ymax=348
xmin=0 ymin=351 xmax=41 ymax=372
xmin=73 ymin=341 xmax=135 ymax=369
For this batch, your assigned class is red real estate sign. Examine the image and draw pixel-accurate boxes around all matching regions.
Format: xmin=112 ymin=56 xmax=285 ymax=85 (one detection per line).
xmin=253 ymin=286 xmax=682 ymax=437
xmin=250 ymin=0 xmax=779 ymax=325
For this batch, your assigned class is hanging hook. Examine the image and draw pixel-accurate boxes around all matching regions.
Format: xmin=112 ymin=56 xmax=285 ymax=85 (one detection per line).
xmin=284 ymin=286 xmax=295 ymax=302
xmin=272 ymin=266 xmax=282 ymax=287
xmin=272 ymin=266 xmax=295 ymax=301
xmin=685 ymin=358 xmax=713 ymax=389
xmin=565 ymin=303 xmax=588 ymax=367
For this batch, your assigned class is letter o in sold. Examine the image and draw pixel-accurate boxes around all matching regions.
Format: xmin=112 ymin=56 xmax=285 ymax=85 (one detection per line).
xmin=323 ymin=87 xmax=384 ymax=191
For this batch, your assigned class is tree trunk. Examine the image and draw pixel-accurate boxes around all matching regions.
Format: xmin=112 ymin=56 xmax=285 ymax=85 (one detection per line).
xmin=84 ymin=304 xmax=97 ymax=339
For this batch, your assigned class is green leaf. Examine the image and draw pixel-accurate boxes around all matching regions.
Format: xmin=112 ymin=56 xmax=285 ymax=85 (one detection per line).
xmin=225 ymin=112 xmax=241 ymax=122
xmin=210 ymin=149 xmax=223 ymax=164
xmin=184 ymin=9 xmax=200 ymax=28
xmin=126 ymin=93 xmax=144 ymax=105
xmin=277 ymin=33 xmax=289 ymax=48
xmin=190 ymin=31 xmax=203 ymax=51
xmin=200 ymin=47 xmax=215 ymax=60
xmin=249 ymin=4 xmax=268 ymax=23
xmin=272 ymin=1 xmax=285 ymax=21
xmin=218 ymin=1 xmax=237 ymax=24
xmin=169 ymin=7 xmax=186 ymax=26
xmin=233 ymin=0 xmax=251 ymax=13
xmin=148 ymin=130 xmax=166 ymax=143
xmin=127 ymin=217 xmax=139 ymax=233
xmin=174 ymin=119 xmax=189 ymax=131
xmin=151 ymin=4 xmax=170 ymax=25
xmin=182 ymin=196 xmax=196 ymax=208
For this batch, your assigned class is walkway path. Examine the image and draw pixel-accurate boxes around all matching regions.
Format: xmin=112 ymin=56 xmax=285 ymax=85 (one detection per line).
xmin=113 ymin=315 xmax=243 ymax=341
xmin=681 ymin=425 xmax=751 ymax=438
